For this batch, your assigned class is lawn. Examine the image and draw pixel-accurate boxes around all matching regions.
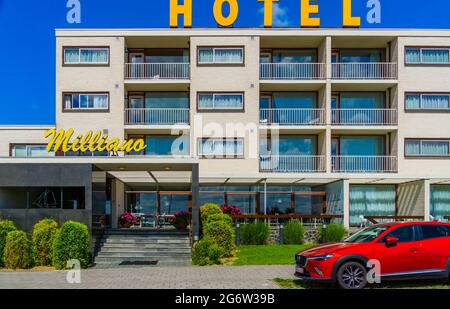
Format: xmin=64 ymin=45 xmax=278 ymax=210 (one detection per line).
xmin=274 ymin=278 xmax=450 ymax=289
xmin=233 ymin=244 xmax=315 ymax=266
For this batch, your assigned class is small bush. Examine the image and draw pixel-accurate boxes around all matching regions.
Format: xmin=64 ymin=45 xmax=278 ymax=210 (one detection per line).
xmin=203 ymin=220 xmax=234 ymax=257
xmin=283 ymin=221 xmax=305 ymax=244
xmin=52 ymin=221 xmax=90 ymax=270
xmin=192 ymin=237 xmax=223 ymax=266
xmin=32 ymin=219 xmax=58 ymax=266
xmin=318 ymin=224 xmax=347 ymax=243
xmin=0 ymin=220 xmax=17 ymax=266
xmin=200 ymin=203 xmax=222 ymax=223
xmin=205 ymin=213 xmax=233 ymax=226
xmin=240 ymin=222 xmax=270 ymax=245
xmin=172 ymin=211 xmax=191 ymax=230
xmin=3 ymin=230 xmax=31 ymax=269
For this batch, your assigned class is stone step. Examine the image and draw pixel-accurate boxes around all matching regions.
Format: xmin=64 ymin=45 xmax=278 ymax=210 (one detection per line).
xmin=100 ymin=243 xmax=191 ymax=249
xmin=93 ymin=260 xmax=191 ymax=268
xmin=104 ymin=230 xmax=189 ymax=236
xmin=94 ymin=256 xmax=191 ymax=264
xmin=97 ymin=248 xmax=191 ymax=254
xmin=97 ymin=250 xmax=191 ymax=257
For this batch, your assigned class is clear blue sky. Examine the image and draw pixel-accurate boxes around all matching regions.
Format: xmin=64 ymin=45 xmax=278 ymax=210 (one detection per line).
xmin=1 ymin=0 xmax=450 ymax=125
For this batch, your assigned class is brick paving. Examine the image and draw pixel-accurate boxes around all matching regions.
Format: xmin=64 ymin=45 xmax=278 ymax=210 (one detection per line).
xmin=0 ymin=265 xmax=294 ymax=289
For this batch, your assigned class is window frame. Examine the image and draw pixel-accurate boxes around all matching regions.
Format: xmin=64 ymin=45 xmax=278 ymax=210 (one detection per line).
xmin=197 ymin=92 xmax=245 ymax=112
xmin=63 ymin=92 xmax=110 ymax=112
xmin=10 ymin=144 xmax=55 ymax=158
xmin=404 ymin=92 xmax=450 ymax=111
xmin=197 ymin=46 xmax=245 ymax=66
xmin=63 ymin=46 xmax=110 ymax=66
xmin=404 ymin=138 xmax=450 ymax=158
xmin=405 ymin=46 xmax=450 ymax=65
xmin=197 ymin=138 xmax=245 ymax=159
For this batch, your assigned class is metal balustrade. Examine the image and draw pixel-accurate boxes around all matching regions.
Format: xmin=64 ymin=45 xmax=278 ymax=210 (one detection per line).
xmin=331 ymin=156 xmax=398 ymax=173
xmin=260 ymin=63 xmax=326 ymax=80
xmin=331 ymin=109 xmax=398 ymax=126
xmin=332 ymin=62 xmax=398 ymax=80
xmin=125 ymin=108 xmax=190 ymax=125
xmin=125 ymin=63 xmax=190 ymax=80
xmin=260 ymin=155 xmax=326 ymax=173
xmin=260 ymin=108 xmax=326 ymax=125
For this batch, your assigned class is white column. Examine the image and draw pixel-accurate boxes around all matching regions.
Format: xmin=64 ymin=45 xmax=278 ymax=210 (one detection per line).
xmin=343 ymin=179 xmax=350 ymax=229
xmin=423 ymin=179 xmax=431 ymax=221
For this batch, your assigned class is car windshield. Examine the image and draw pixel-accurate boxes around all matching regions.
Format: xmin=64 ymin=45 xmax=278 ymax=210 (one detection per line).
xmin=344 ymin=226 xmax=389 ymax=243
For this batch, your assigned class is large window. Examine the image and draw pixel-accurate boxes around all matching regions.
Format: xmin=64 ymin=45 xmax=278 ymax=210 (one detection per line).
xmin=430 ymin=185 xmax=450 ymax=222
xmin=406 ymin=47 xmax=450 ymax=64
xmin=198 ymin=47 xmax=244 ymax=64
xmin=198 ymin=139 xmax=244 ymax=158
xmin=333 ymin=136 xmax=385 ymax=156
xmin=64 ymin=47 xmax=109 ymax=65
xmin=405 ymin=93 xmax=450 ymax=110
xmin=272 ymin=49 xmax=317 ymax=63
xmin=11 ymin=145 xmax=54 ymax=158
xmin=144 ymin=49 xmax=189 ymax=63
xmin=405 ymin=139 xmax=450 ymax=157
xmin=334 ymin=49 xmax=385 ymax=63
xmin=198 ymin=93 xmax=244 ymax=110
xmin=145 ymin=135 xmax=189 ymax=157
xmin=144 ymin=92 xmax=189 ymax=108
xmin=334 ymin=92 xmax=386 ymax=109
xmin=64 ymin=93 xmax=109 ymax=111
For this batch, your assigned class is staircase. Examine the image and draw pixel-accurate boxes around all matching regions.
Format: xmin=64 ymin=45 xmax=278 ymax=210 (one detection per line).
xmin=93 ymin=229 xmax=192 ymax=268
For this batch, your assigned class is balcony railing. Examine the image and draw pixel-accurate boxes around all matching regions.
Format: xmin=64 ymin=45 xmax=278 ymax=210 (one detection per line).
xmin=125 ymin=63 xmax=190 ymax=80
xmin=331 ymin=156 xmax=397 ymax=173
xmin=260 ymin=108 xmax=326 ymax=125
xmin=332 ymin=63 xmax=397 ymax=80
xmin=260 ymin=155 xmax=326 ymax=173
xmin=260 ymin=63 xmax=326 ymax=80
xmin=331 ymin=109 xmax=398 ymax=126
xmin=125 ymin=108 xmax=190 ymax=125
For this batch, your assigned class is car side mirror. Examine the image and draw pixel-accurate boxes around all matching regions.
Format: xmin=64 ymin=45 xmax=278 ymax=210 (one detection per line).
xmin=384 ymin=236 xmax=399 ymax=248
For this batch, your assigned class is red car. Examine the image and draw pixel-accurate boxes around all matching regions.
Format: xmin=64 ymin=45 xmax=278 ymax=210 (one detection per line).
xmin=295 ymin=221 xmax=450 ymax=289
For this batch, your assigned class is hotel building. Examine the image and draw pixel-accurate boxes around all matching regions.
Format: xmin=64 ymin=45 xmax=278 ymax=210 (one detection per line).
xmin=1 ymin=28 xmax=450 ymax=243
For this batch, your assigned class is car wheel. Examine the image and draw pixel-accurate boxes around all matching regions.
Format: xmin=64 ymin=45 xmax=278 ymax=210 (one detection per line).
xmin=336 ymin=261 xmax=368 ymax=290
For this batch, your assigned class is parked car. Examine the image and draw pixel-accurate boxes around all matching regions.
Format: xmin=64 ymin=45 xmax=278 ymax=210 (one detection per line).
xmin=295 ymin=221 xmax=450 ymax=289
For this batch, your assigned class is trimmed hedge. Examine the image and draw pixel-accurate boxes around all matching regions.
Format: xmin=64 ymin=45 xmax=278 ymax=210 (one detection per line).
xmin=52 ymin=221 xmax=90 ymax=270
xmin=0 ymin=220 xmax=17 ymax=266
xmin=318 ymin=223 xmax=347 ymax=243
xmin=205 ymin=213 xmax=233 ymax=226
xmin=283 ymin=221 xmax=305 ymax=244
xmin=3 ymin=230 xmax=31 ymax=269
xmin=200 ymin=203 xmax=222 ymax=223
xmin=240 ymin=222 xmax=270 ymax=245
xmin=192 ymin=237 xmax=223 ymax=266
xmin=203 ymin=220 xmax=234 ymax=257
xmin=32 ymin=219 xmax=58 ymax=266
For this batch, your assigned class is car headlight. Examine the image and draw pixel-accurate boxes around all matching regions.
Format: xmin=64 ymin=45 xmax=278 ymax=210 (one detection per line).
xmin=308 ymin=254 xmax=335 ymax=261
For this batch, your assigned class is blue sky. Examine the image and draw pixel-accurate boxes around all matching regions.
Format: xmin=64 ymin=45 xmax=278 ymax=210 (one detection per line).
xmin=1 ymin=0 xmax=450 ymax=125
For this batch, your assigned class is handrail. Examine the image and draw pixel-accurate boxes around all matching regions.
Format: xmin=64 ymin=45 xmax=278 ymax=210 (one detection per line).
xmin=364 ymin=215 xmax=425 ymax=224
xmin=332 ymin=62 xmax=398 ymax=80
xmin=125 ymin=63 xmax=190 ymax=80
xmin=125 ymin=108 xmax=190 ymax=125
xmin=331 ymin=155 xmax=398 ymax=173
xmin=260 ymin=63 xmax=326 ymax=80
xmin=231 ymin=214 xmax=344 ymax=220
xmin=260 ymin=108 xmax=326 ymax=125
xmin=260 ymin=155 xmax=326 ymax=173
xmin=331 ymin=108 xmax=398 ymax=126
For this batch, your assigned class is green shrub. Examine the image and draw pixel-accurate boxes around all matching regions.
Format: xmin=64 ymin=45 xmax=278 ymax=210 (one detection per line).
xmin=240 ymin=222 xmax=270 ymax=245
xmin=3 ymin=230 xmax=31 ymax=269
xmin=0 ymin=220 xmax=17 ymax=266
xmin=205 ymin=213 xmax=233 ymax=226
xmin=192 ymin=237 xmax=223 ymax=266
xmin=200 ymin=203 xmax=222 ymax=223
xmin=52 ymin=221 xmax=90 ymax=270
xmin=32 ymin=219 xmax=58 ymax=266
xmin=283 ymin=221 xmax=305 ymax=244
xmin=203 ymin=220 xmax=234 ymax=257
xmin=318 ymin=223 xmax=347 ymax=243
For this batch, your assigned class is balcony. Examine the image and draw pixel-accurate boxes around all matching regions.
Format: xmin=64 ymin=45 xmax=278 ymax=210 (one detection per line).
xmin=260 ymin=108 xmax=325 ymax=126
xmin=332 ymin=63 xmax=397 ymax=80
xmin=124 ymin=108 xmax=190 ymax=126
xmin=260 ymin=155 xmax=326 ymax=173
xmin=331 ymin=109 xmax=398 ymax=126
xmin=260 ymin=63 xmax=326 ymax=80
xmin=125 ymin=63 xmax=190 ymax=80
xmin=331 ymin=156 xmax=397 ymax=173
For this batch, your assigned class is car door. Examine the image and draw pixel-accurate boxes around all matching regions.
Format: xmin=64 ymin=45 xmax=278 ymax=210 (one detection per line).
xmin=372 ymin=225 xmax=422 ymax=275
xmin=417 ymin=224 xmax=450 ymax=271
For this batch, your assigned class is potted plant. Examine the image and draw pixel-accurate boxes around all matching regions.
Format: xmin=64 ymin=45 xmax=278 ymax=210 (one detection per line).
xmin=220 ymin=205 xmax=242 ymax=216
xmin=119 ymin=212 xmax=139 ymax=228
xmin=172 ymin=211 xmax=191 ymax=230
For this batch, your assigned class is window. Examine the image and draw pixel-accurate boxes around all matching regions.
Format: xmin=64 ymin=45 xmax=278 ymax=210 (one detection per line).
xmin=64 ymin=47 xmax=109 ymax=64
xmin=145 ymin=135 xmax=189 ymax=156
xmin=272 ymin=50 xmax=317 ymax=63
xmin=405 ymin=47 xmax=450 ymax=64
xmin=431 ymin=185 xmax=450 ymax=222
xmin=198 ymin=93 xmax=244 ymax=110
xmin=198 ymin=47 xmax=244 ymax=64
xmin=420 ymin=225 xmax=449 ymax=240
xmin=405 ymin=93 xmax=450 ymax=110
xmin=12 ymin=145 xmax=54 ymax=158
xmin=405 ymin=139 xmax=450 ymax=157
xmin=198 ymin=139 xmax=244 ymax=158
xmin=385 ymin=226 xmax=415 ymax=243
xmin=335 ymin=49 xmax=385 ymax=63
xmin=64 ymin=93 xmax=109 ymax=111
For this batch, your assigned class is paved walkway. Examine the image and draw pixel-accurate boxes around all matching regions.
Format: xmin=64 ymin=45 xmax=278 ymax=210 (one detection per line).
xmin=0 ymin=265 xmax=294 ymax=289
